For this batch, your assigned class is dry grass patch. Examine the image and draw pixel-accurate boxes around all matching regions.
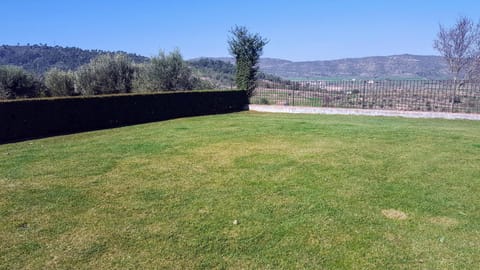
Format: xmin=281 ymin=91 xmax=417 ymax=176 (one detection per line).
xmin=428 ymin=216 xmax=459 ymax=227
xmin=381 ymin=209 xmax=408 ymax=220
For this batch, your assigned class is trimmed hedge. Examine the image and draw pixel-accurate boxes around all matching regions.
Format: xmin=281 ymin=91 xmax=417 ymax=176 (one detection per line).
xmin=0 ymin=90 xmax=248 ymax=143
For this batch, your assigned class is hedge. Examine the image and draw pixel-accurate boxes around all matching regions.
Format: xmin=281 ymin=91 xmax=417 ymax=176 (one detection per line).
xmin=0 ymin=90 xmax=248 ymax=143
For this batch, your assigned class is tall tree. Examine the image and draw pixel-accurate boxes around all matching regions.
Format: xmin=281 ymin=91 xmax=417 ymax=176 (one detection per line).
xmin=472 ymin=33 xmax=480 ymax=79
xmin=228 ymin=26 xmax=268 ymax=97
xmin=434 ymin=16 xmax=480 ymax=111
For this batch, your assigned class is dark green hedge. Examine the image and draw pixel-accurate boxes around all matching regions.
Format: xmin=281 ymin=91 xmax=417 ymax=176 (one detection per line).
xmin=0 ymin=90 xmax=248 ymax=143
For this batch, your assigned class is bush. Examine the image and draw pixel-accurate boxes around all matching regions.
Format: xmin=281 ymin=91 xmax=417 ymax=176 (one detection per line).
xmin=0 ymin=90 xmax=249 ymax=143
xmin=0 ymin=65 xmax=41 ymax=99
xmin=134 ymin=50 xmax=207 ymax=92
xmin=75 ymin=54 xmax=135 ymax=95
xmin=44 ymin=68 xmax=76 ymax=96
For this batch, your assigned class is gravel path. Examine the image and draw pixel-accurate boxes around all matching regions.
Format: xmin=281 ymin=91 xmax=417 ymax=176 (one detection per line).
xmin=249 ymin=105 xmax=480 ymax=121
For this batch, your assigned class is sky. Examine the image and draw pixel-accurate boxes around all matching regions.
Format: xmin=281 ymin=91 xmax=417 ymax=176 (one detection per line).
xmin=2 ymin=0 xmax=480 ymax=61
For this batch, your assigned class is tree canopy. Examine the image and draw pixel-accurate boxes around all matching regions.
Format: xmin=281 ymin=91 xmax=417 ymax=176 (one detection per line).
xmin=0 ymin=65 xmax=42 ymax=99
xmin=228 ymin=26 xmax=268 ymax=97
xmin=433 ymin=16 xmax=480 ymax=80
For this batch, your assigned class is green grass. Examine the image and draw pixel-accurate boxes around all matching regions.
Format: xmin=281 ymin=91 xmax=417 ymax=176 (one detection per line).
xmin=1 ymin=112 xmax=479 ymax=269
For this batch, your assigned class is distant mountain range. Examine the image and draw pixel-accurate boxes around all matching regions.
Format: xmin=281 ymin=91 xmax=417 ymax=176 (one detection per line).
xmin=212 ymin=55 xmax=451 ymax=80
xmin=1 ymin=45 xmax=451 ymax=80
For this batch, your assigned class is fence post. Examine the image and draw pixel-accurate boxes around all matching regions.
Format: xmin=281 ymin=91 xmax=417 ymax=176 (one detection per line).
xmin=451 ymin=78 xmax=457 ymax=113
xmin=362 ymin=80 xmax=366 ymax=109
xmin=292 ymin=87 xmax=295 ymax=106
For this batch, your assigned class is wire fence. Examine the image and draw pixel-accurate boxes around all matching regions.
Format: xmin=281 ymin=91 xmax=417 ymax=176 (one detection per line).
xmin=250 ymin=80 xmax=480 ymax=114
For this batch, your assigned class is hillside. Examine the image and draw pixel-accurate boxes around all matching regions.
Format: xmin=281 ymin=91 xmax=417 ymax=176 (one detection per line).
xmin=1 ymin=45 xmax=452 ymax=80
xmin=0 ymin=45 xmax=148 ymax=74
xmin=212 ymin=55 xmax=451 ymax=80
xmin=0 ymin=45 xmax=285 ymax=91
xmin=188 ymin=58 xmax=236 ymax=88
xmin=264 ymin=55 xmax=450 ymax=79
xmin=188 ymin=58 xmax=285 ymax=89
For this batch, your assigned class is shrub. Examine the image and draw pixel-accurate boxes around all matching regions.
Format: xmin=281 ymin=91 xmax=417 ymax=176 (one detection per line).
xmin=134 ymin=49 xmax=202 ymax=91
xmin=44 ymin=68 xmax=76 ymax=97
xmin=0 ymin=65 xmax=41 ymax=99
xmin=0 ymin=90 xmax=249 ymax=143
xmin=75 ymin=54 xmax=135 ymax=95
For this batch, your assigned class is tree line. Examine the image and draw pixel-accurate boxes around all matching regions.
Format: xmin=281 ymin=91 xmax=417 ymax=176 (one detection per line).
xmin=0 ymin=50 xmax=213 ymax=99
xmin=0 ymin=44 xmax=148 ymax=74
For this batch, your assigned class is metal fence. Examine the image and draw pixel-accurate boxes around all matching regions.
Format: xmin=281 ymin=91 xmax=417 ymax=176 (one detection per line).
xmin=250 ymin=80 xmax=480 ymax=114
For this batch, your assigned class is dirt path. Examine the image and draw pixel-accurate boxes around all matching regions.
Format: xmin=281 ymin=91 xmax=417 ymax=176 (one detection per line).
xmin=249 ymin=105 xmax=480 ymax=121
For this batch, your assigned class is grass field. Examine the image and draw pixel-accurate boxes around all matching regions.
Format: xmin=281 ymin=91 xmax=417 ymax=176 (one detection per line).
xmin=1 ymin=112 xmax=479 ymax=269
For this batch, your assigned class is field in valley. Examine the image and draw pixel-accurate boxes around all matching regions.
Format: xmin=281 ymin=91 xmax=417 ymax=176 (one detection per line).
xmin=252 ymin=80 xmax=480 ymax=113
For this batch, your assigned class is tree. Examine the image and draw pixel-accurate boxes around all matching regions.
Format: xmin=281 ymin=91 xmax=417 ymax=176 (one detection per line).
xmin=228 ymin=26 xmax=268 ymax=97
xmin=433 ymin=16 xmax=480 ymax=80
xmin=472 ymin=33 xmax=480 ymax=79
xmin=0 ymin=45 xmax=148 ymax=75
xmin=434 ymin=16 xmax=480 ymax=111
xmin=0 ymin=65 xmax=41 ymax=99
xmin=75 ymin=54 xmax=135 ymax=95
xmin=134 ymin=49 xmax=200 ymax=91
xmin=44 ymin=68 xmax=76 ymax=96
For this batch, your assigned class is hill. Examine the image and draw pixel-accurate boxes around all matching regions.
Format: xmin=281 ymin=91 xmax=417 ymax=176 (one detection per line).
xmin=188 ymin=58 xmax=236 ymax=88
xmin=1 ymin=45 xmax=452 ymax=80
xmin=188 ymin=58 xmax=285 ymax=89
xmin=263 ymin=54 xmax=450 ymax=80
xmin=210 ymin=55 xmax=451 ymax=80
xmin=0 ymin=44 xmax=148 ymax=74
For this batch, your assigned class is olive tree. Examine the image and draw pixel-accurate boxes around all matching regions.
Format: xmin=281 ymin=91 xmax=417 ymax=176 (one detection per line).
xmin=228 ymin=26 xmax=268 ymax=97
xmin=44 ymin=68 xmax=76 ymax=96
xmin=0 ymin=65 xmax=41 ymax=99
xmin=75 ymin=54 xmax=135 ymax=95
xmin=134 ymin=49 xmax=197 ymax=91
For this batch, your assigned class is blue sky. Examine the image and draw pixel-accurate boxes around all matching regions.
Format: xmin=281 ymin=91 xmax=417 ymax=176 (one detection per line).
xmin=2 ymin=0 xmax=480 ymax=61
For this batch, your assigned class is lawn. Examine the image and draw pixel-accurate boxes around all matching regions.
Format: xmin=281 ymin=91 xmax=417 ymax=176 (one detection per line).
xmin=1 ymin=112 xmax=479 ymax=269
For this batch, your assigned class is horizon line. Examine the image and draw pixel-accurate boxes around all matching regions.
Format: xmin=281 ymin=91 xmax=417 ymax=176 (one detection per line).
xmin=2 ymin=43 xmax=442 ymax=63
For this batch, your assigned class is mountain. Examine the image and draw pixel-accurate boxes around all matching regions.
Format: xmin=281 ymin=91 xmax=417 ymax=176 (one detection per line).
xmin=262 ymin=54 xmax=450 ymax=79
xmin=0 ymin=44 xmax=148 ymax=74
xmin=208 ymin=55 xmax=451 ymax=80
